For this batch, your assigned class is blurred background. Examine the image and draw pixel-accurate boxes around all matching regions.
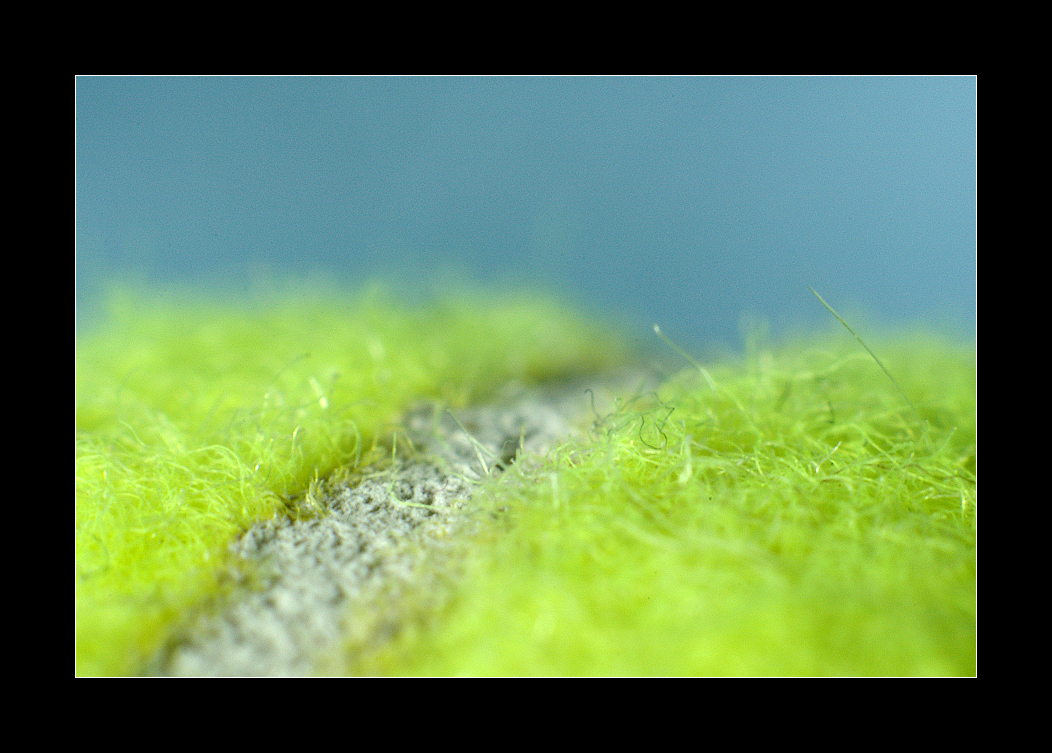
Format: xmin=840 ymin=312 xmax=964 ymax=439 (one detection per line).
xmin=75 ymin=76 xmax=976 ymax=351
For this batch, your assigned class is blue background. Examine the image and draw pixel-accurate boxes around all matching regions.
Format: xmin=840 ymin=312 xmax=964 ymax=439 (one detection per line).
xmin=76 ymin=76 xmax=975 ymax=350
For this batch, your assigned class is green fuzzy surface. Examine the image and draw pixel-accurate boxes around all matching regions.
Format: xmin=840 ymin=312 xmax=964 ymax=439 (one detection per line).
xmin=75 ymin=282 xmax=626 ymax=676
xmin=76 ymin=283 xmax=975 ymax=676
xmin=376 ymin=333 xmax=975 ymax=675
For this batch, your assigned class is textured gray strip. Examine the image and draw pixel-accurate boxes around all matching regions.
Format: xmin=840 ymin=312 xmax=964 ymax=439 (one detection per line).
xmin=149 ymin=372 xmax=652 ymax=676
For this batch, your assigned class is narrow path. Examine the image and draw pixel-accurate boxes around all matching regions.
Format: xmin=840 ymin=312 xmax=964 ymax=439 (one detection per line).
xmin=150 ymin=371 xmax=653 ymax=676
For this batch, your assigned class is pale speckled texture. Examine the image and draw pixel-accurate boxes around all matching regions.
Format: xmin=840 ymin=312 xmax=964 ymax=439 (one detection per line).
xmin=148 ymin=371 xmax=654 ymax=676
